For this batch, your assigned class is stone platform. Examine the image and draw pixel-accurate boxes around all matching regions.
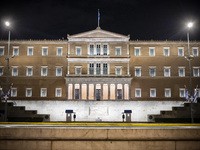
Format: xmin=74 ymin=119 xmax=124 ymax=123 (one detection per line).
xmin=0 ymin=123 xmax=200 ymax=150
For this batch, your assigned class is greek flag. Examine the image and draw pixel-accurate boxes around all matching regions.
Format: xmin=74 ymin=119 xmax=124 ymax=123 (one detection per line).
xmin=1 ymin=90 xmax=5 ymax=99
xmin=98 ymin=10 xmax=100 ymax=21
xmin=193 ymin=88 xmax=198 ymax=103
xmin=98 ymin=9 xmax=100 ymax=27
xmin=185 ymin=88 xmax=190 ymax=102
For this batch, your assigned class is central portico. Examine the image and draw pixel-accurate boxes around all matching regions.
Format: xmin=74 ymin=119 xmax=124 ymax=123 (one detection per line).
xmin=65 ymin=27 xmax=132 ymax=100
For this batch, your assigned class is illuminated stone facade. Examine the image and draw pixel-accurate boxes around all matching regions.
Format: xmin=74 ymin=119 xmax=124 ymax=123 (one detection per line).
xmin=0 ymin=27 xmax=200 ymax=101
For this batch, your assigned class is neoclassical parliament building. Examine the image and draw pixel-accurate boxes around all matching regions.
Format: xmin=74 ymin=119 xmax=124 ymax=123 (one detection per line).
xmin=0 ymin=27 xmax=200 ymax=121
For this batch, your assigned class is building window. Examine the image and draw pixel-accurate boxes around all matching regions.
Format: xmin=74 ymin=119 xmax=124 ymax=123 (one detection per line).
xmin=178 ymin=47 xmax=184 ymax=56
xmin=12 ymin=67 xmax=18 ymax=76
xmin=74 ymin=84 xmax=80 ymax=100
xmin=42 ymin=47 xmax=48 ymax=56
xmin=56 ymin=67 xmax=62 ymax=76
xmin=103 ymin=44 xmax=108 ymax=55
xmin=13 ymin=47 xmax=19 ymax=56
xmin=57 ymin=47 xmax=62 ymax=56
xmin=164 ymin=67 xmax=171 ymax=77
xmin=55 ymin=88 xmax=62 ymax=97
xmin=115 ymin=66 xmax=122 ymax=75
xmin=164 ymin=47 xmax=170 ymax=56
xmin=0 ymin=67 xmax=3 ymax=76
xmin=135 ymin=47 xmax=140 ymax=56
xmin=179 ymin=88 xmax=185 ymax=98
xmin=27 ymin=47 xmax=33 ymax=56
xmin=75 ymin=66 xmax=82 ymax=75
xmin=165 ymin=88 xmax=171 ymax=98
xmin=26 ymin=88 xmax=32 ymax=97
xmin=193 ymin=67 xmax=200 ymax=77
xmin=195 ymin=88 xmax=200 ymax=98
xmin=135 ymin=67 xmax=141 ymax=77
xmin=89 ymin=63 xmax=94 ymax=75
xmin=11 ymin=88 xmax=17 ymax=97
xmin=179 ymin=67 xmax=185 ymax=77
xmin=41 ymin=88 xmax=47 ymax=97
xmin=116 ymin=47 xmax=121 ymax=56
xmin=96 ymin=44 xmax=101 ymax=55
xmin=103 ymin=63 xmax=108 ymax=75
xmin=76 ymin=47 xmax=81 ymax=56
xmin=41 ymin=66 xmax=48 ymax=76
xmin=26 ymin=66 xmax=33 ymax=76
xmin=149 ymin=47 xmax=155 ymax=56
xmin=0 ymin=47 xmax=4 ymax=56
xmin=96 ymin=64 xmax=101 ymax=75
xmin=135 ymin=88 xmax=141 ymax=97
xmin=150 ymin=88 xmax=156 ymax=97
xmin=193 ymin=47 xmax=199 ymax=57
xmin=149 ymin=67 xmax=156 ymax=77
xmin=117 ymin=84 xmax=122 ymax=100
xmin=89 ymin=45 xmax=94 ymax=55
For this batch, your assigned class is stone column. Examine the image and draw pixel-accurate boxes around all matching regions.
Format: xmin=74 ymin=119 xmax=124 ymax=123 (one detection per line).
xmin=94 ymin=84 xmax=96 ymax=100
xmin=66 ymin=83 xmax=68 ymax=100
xmin=101 ymin=83 xmax=103 ymax=100
xmin=87 ymin=84 xmax=89 ymax=100
xmin=72 ymin=84 xmax=74 ymax=100
xmin=122 ymin=84 xmax=124 ymax=100
xmin=129 ymin=84 xmax=131 ymax=100
xmin=78 ymin=84 xmax=81 ymax=100
xmin=115 ymin=84 xmax=117 ymax=100
xmin=108 ymin=84 xmax=110 ymax=100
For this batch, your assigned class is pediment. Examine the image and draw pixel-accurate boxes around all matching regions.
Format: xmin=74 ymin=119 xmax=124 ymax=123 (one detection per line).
xmin=68 ymin=27 xmax=130 ymax=42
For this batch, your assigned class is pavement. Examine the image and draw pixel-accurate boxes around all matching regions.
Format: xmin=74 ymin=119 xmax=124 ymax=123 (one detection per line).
xmin=1 ymin=122 xmax=200 ymax=129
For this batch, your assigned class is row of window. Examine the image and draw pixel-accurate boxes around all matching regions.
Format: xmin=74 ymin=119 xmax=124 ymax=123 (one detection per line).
xmin=10 ymin=88 xmax=62 ymax=97
xmin=77 ymin=44 xmax=122 ymax=56
xmin=9 ymin=87 xmax=200 ymax=98
xmin=0 ymin=64 xmax=122 ymax=76
xmin=0 ymin=66 xmax=63 ymax=77
xmin=134 ymin=47 xmax=199 ymax=57
xmin=75 ymin=64 xmax=122 ymax=75
xmin=1 ymin=65 xmax=199 ymax=77
xmin=135 ymin=88 xmax=200 ymax=98
xmin=0 ymin=46 xmax=63 ymax=56
xmin=1 ymin=46 xmax=198 ymax=57
xmin=135 ymin=66 xmax=200 ymax=77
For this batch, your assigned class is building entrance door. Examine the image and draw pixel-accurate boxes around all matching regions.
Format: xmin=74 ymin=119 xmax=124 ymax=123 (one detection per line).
xmin=96 ymin=89 xmax=101 ymax=101
xmin=117 ymin=89 xmax=122 ymax=100
xmin=75 ymin=89 xmax=79 ymax=100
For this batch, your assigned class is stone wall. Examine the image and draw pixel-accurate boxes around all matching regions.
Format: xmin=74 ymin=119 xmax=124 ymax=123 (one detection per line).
xmin=9 ymin=100 xmax=184 ymax=122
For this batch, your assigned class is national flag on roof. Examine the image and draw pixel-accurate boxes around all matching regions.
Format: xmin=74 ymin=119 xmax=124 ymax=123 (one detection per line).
xmin=98 ymin=10 xmax=100 ymax=21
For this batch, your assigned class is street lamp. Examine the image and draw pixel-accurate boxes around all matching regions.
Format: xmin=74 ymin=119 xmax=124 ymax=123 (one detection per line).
xmin=5 ymin=21 xmax=11 ymax=122
xmin=187 ymin=22 xmax=194 ymax=123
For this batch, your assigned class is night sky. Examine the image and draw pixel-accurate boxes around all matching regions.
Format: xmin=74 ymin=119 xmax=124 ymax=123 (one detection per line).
xmin=0 ymin=0 xmax=200 ymax=41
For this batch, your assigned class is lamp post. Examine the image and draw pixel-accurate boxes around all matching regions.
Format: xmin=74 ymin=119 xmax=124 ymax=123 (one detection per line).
xmin=187 ymin=22 xmax=194 ymax=123
xmin=5 ymin=21 xmax=11 ymax=122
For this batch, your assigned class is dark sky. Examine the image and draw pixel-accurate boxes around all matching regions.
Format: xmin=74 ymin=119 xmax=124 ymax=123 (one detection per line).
xmin=0 ymin=0 xmax=200 ymax=40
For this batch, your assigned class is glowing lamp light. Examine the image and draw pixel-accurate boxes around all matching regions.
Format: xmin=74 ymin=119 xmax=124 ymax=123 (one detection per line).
xmin=5 ymin=21 xmax=10 ymax=27
xmin=187 ymin=22 xmax=193 ymax=28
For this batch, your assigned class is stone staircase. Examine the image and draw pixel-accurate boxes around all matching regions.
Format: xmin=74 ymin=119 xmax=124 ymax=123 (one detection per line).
xmin=0 ymin=101 xmax=50 ymax=122
xmin=148 ymin=99 xmax=200 ymax=123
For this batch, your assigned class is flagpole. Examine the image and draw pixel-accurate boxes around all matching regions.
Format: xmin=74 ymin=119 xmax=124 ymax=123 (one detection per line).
xmin=4 ymin=30 xmax=10 ymax=122
xmin=187 ymin=25 xmax=194 ymax=123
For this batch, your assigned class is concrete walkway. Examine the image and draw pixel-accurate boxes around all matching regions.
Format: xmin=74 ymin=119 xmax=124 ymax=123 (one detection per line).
xmin=1 ymin=122 xmax=200 ymax=150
